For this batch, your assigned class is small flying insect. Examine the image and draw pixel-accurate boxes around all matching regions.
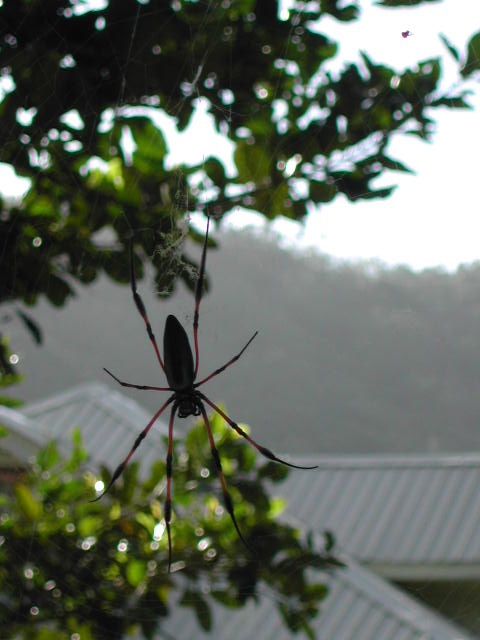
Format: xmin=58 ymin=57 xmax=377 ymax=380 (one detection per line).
xmin=402 ymin=30 xmax=413 ymax=38
xmin=93 ymin=216 xmax=317 ymax=571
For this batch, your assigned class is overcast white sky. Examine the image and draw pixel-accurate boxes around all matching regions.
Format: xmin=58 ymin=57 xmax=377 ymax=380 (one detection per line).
xmin=3 ymin=0 xmax=479 ymax=272
xmin=295 ymin=0 xmax=480 ymax=272
xmin=188 ymin=0 xmax=480 ymax=272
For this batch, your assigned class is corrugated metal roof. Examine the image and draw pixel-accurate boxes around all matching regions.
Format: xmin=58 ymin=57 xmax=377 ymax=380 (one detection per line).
xmin=281 ymin=454 xmax=480 ymax=574
xmin=160 ymin=557 xmax=473 ymax=640
xmin=0 ymin=404 xmax=46 ymax=466
xmin=22 ymin=382 xmax=169 ymax=479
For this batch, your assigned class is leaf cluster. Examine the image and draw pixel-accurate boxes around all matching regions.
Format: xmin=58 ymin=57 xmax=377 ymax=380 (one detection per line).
xmin=0 ymin=0 xmax=476 ymax=312
xmin=0 ymin=411 xmax=338 ymax=639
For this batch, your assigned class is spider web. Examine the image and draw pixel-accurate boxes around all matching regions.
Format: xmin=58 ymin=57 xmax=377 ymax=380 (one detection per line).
xmin=2 ymin=0 xmax=480 ymax=638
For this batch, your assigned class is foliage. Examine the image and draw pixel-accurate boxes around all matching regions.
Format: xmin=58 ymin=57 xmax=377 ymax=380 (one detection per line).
xmin=0 ymin=411 xmax=339 ymax=639
xmin=375 ymin=0 xmax=441 ymax=6
xmin=0 ymin=334 xmax=24 ymax=408
xmin=0 ymin=0 xmax=477 ymax=312
xmin=0 ymin=306 xmax=42 ymax=403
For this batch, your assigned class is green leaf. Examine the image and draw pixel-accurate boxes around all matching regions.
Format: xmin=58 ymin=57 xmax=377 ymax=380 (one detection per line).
xmin=439 ymin=33 xmax=460 ymax=63
xmin=126 ymin=559 xmax=146 ymax=587
xmin=44 ymin=274 xmax=75 ymax=307
xmin=211 ymin=589 xmax=241 ymax=607
xmin=379 ymin=155 xmax=414 ymax=174
xmin=135 ymin=512 xmax=155 ymax=535
xmin=235 ymin=480 xmax=270 ymax=511
xmin=15 ymin=484 xmax=42 ymax=520
xmin=309 ymin=181 xmax=337 ymax=203
xmin=268 ymin=182 xmax=290 ymax=218
xmin=428 ymin=96 xmax=471 ymax=109
xmin=258 ymin=461 xmax=289 ymax=482
xmin=36 ymin=442 xmax=60 ymax=470
xmin=359 ymin=186 xmax=395 ymax=200
xmin=375 ymin=0 xmax=440 ymax=5
xmin=36 ymin=628 xmax=69 ymax=640
xmin=180 ymin=590 xmax=212 ymax=631
xmin=303 ymin=583 xmax=329 ymax=602
xmin=204 ymin=157 xmax=227 ymax=185
xmin=462 ymin=31 xmax=480 ymax=77
xmin=0 ymin=396 xmax=23 ymax=408
xmin=142 ymin=460 xmax=164 ymax=493
xmin=28 ymin=195 xmax=56 ymax=217
xmin=268 ymin=496 xmax=286 ymax=518
xmin=77 ymin=515 xmax=103 ymax=537
xmin=131 ymin=121 xmax=168 ymax=176
xmin=72 ymin=426 xmax=83 ymax=448
xmin=234 ymin=143 xmax=271 ymax=182
xmin=16 ymin=310 xmax=43 ymax=345
xmin=65 ymin=427 xmax=88 ymax=471
xmin=324 ymin=530 xmax=335 ymax=553
xmin=0 ymin=373 xmax=24 ymax=389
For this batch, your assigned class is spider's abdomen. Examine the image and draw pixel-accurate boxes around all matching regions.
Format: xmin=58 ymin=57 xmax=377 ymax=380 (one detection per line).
xmin=164 ymin=314 xmax=194 ymax=390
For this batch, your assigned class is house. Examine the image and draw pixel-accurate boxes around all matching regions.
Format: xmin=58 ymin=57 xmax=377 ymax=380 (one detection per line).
xmin=0 ymin=383 xmax=476 ymax=639
xmin=281 ymin=453 xmax=480 ymax=635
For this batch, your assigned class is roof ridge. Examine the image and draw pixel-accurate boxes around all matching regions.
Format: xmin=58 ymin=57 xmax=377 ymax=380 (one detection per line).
xmin=284 ymin=452 xmax=480 ymax=468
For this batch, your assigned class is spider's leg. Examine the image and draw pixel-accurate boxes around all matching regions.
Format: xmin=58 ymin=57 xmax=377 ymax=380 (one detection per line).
xmin=130 ymin=242 xmax=166 ymax=373
xmin=198 ymin=393 xmax=318 ymax=470
xmin=165 ymin=402 xmax=177 ymax=573
xmin=198 ymin=402 xmax=249 ymax=550
xmin=104 ymin=367 xmax=171 ymax=391
xmin=194 ymin=331 xmax=258 ymax=387
xmin=193 ymin=216 xmax=210 ymax=379
xmin=91 ymin=395 xmax=175 ymax=502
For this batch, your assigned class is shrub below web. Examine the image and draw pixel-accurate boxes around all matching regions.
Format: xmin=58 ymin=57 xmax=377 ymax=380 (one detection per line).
xmin=0 ymin=410 xmax=340 ymax=640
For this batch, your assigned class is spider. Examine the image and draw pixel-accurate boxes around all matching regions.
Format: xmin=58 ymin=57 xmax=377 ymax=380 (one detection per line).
xmin=93 ymin=216 xmax=317 ymax=571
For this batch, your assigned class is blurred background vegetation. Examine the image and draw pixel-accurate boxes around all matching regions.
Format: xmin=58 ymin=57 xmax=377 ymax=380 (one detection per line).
xmin=0 ymin=414 xmax=340 ymax=639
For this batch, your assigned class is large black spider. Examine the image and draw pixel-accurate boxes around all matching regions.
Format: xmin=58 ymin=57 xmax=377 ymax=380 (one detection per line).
xmin=93 ymin=217 xmax=317 ymax=571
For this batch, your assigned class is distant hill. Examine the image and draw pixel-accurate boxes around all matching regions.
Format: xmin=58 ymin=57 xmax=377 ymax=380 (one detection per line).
xmin=5 ymin=226 xmax=480 ymax=455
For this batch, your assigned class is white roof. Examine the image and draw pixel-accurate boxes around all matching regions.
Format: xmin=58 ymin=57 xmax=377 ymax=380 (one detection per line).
xmin=0 ymin=404 xmax=46 ymax=467
xmin=161 ymin=556 xmax=472 ymax=640
xmin=21 ymin=382 xmax=169 ymax=478
xmin=280 ymin=454 xmax=480 ymax=579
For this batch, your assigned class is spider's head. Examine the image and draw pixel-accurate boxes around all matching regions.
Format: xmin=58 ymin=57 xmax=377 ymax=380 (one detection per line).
xmin=177 ymin=394 xmax=202 ymax=419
